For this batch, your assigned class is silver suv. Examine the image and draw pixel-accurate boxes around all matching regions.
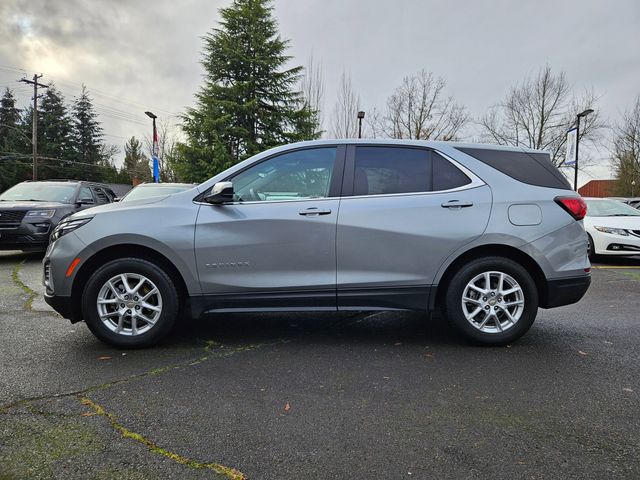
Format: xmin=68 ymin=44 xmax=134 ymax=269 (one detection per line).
xmin=43 ymin=140 xmax=591 ymax=347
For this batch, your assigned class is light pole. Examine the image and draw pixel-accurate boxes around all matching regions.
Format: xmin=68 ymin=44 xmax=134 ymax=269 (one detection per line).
xmin=574 ymin=108 xmax=594 ymax=191
xmin=145 ymin=111 xmax=159 ymax=183
xmin=357 ymin=111 xmax=365 ymax=139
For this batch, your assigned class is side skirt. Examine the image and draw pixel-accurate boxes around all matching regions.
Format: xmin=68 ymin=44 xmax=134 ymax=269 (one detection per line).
xmin=188 ymin=286 xmax=434 ymax=318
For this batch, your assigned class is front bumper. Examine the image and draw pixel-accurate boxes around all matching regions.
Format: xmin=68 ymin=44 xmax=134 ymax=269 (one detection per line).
xmin=541 ymin=274 xmax=591 ymax=308
xmin=44 ymin=293 xmax=82 ymax=322
xmin=0 ymin=222 xmax=52 ymax=250
xmin=593 ymin=230 xmax=640 ymax=256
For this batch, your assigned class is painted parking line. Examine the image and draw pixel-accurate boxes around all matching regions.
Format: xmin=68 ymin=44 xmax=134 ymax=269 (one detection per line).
xmin=592 ymin=266 xmax=640 ymax=269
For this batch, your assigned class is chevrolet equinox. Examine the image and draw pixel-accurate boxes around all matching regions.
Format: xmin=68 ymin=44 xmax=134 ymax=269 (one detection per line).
xmin=43 ymin=140 xmax=591 ymax=347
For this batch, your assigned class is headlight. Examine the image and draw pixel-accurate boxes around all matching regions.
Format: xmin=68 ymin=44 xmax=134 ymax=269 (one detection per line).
xmin=50 ymin=217 xmax=93 ymax=243
xmin=26 ymin=209 xmax=55 ymax=219
xmin=594 ymin=226 xmax=628 ymax=236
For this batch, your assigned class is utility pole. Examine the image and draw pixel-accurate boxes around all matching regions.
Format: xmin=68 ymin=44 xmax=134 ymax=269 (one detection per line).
xmin=19 ymin=74 xmax=48 ymax=181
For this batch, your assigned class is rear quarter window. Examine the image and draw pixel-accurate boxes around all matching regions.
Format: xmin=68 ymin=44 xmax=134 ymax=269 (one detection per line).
xmin=433 ymin=153 xmax=471 ymax=191
xmin=457 ymin=148 xmax=571 ymax=190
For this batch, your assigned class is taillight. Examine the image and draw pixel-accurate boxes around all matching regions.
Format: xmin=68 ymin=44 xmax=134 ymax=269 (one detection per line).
xmin=555 ymin=196 xmax=587 ymax=221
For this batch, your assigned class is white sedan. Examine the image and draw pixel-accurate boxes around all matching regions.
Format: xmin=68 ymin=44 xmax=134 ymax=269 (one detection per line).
xmin=584 ymin=197 xmax=640 ymax=258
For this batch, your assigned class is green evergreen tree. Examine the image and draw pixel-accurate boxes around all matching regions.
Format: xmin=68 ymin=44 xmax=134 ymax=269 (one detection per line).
xmin=0 ymin=88 xmax=29 ymax=191
xmin=71 ymin=85 xmax=103 ymax=180
xmin=123 ymin=136 xmax=151 ymax=183
xmin=175 ymin=0 xmax=317 ymax=182
xmin=0 ymin=88 xmax=22 ymax=149
xmin=97 ymin=146 xmax=130 ymax=184
xmin=37 ymin=85 xmax=75 ymax=179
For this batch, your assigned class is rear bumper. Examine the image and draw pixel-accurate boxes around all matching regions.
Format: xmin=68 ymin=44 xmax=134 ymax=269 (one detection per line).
xmin=541 ymin=274 xmax=591 ymax=308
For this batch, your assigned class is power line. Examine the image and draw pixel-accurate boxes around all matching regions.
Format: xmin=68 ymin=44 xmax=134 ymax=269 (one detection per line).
xmin=2 ymin=64 xmax=181 ymax=125
xmin=0 ymin=152 xmax=122 ymax=171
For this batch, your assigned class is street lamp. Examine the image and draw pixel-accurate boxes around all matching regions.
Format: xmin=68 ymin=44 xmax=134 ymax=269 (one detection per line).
xmin=357 ymin=111 xmax=365 ymax=139
xmin=574 ymin=108 xmax=594 ymax=191
xmin=145 ymin=111 xmax=159 ymax=183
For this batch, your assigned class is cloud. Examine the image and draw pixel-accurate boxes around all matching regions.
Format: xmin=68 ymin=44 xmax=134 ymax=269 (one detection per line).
xmin=0 ymin=0 xmax=638 ymax=182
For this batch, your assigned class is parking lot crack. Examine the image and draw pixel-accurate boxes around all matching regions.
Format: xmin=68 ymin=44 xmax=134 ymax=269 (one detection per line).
xmin=11 ymin=258 xmax=38 ymax=311
xmin=79 ymin=396 xmax=247 ymax=479
xmin=0 ymin=338 xmax=287 ymax=414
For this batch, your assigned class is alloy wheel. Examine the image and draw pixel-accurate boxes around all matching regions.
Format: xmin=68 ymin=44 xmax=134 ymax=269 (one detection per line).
xmin=461 ymin=270 xmax=525 ymax=333
xmin=96 ymin=273 xmax=163 ymax=336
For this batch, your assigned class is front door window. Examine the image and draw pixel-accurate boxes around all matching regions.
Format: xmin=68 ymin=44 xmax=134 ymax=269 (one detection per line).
xmin=231 ymin=147 xmax=337 ymax=202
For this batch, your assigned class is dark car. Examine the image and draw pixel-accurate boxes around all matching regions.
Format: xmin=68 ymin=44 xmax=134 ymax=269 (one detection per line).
xmin=624 ymin=197 xmax=640 ymax=210
xmin=0 ymin=180 xmax=116 ymax=251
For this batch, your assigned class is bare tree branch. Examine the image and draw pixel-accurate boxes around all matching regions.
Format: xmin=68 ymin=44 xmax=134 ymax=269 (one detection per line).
xmin=330 ymin=70 xmax=361 ymax=138
xmin=478 ymin=65 xmax=605 ymax=166
xmin=300 ymin=53 xmax=325 ymax=137
xmin=611 ymin=96 xmax=640 ymax=195
xmin=375 ymin=69 xmax=468 ymax=141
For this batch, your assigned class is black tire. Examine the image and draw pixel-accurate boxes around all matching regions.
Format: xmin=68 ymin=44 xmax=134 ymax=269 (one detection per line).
xmin=82 ymin=257 xmax=179 ymax=348
xmin=443 ymin=256 xmax=539 ymax=346
xmin=587 ymin=234 xmax=598 ymax=262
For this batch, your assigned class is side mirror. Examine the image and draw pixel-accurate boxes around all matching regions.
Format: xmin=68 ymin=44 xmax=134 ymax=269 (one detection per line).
xmin=204 ymin=181 xmax=234 ymax=204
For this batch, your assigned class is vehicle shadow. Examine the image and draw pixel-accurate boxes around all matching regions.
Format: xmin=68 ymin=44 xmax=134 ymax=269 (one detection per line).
xmin=171 ymin=310 xmax=467 ymax=349
xmin=0 ymin=250 xmax=45 ymax=263
xmin=592 ymin=255 xmax=640 ymax=266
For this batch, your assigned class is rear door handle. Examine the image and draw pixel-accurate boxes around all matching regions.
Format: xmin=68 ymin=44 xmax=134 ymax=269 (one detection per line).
xmin=299 ymin=208 xmax=332 ymax=216
xmin=441 ymin=200 xmax=473 ymax=209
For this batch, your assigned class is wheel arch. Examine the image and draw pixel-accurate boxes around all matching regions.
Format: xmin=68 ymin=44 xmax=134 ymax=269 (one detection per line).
xmin=432 ymin=244 xmax=549 ymax=310
xmin=70 ymin=244 xmax=190 ymax=322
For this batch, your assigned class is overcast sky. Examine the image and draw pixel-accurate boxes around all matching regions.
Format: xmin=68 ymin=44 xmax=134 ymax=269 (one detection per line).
xmin=1 ymin=0 xmax=638 ymax=185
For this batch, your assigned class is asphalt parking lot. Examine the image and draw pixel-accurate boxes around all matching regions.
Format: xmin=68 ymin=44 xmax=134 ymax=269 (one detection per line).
xmin=1 ymin=251 xmax=639 ymax=480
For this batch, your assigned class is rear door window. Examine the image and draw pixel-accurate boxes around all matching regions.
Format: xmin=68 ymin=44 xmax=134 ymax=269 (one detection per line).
xmin=351 ymin=147 xmax=473 ymax=196
xmin=78 ymin=187 xmax=95 ymax=204
xmin=353 ymin=147 xmax=431 ymax=196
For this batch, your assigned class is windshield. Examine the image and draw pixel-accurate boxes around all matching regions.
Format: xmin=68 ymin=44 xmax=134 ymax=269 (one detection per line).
xmin=0 ymin=183 xmax=76 ymax=203
xmin=121 ymin=185 xmax=192 ymax=202
xmin=586 ymin=199 xmax=640 ymax=217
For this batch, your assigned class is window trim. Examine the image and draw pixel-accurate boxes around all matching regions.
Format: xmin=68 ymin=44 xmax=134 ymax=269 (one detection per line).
xmin=341 ymin=144 xmax=484 ymax=199
xmin=194 ymin=145 xmax=346 ymax=205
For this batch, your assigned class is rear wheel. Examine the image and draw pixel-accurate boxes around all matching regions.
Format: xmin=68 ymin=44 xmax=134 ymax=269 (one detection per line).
xmin=443 ymin=256 xmax=538 ymax=346
xmin=82 ymin=258 xmax=179 ymax=348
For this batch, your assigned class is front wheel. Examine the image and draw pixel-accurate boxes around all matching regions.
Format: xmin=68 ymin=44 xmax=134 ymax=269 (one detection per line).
xmin=82 ymin=258 xmax=179 ymax=348
xmin=587 ymin=234 xmax=598 ymax=262
xmin=443 ymin=256 xmax=538 ymax=346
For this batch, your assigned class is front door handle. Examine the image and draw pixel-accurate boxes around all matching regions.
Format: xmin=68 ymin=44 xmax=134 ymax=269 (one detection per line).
xmin=299 ymin=208 xmax=332 ymax=216
xmin=441 ymin=200 xmax=473 ymax=209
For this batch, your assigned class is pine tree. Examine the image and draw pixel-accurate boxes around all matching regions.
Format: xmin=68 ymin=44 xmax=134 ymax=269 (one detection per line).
xmin=0 ymin=88 xmax=22 ymax=149
xmin=123 ymin=136 xmax=151 ymax=183
xmin=23 ymin=86 xmax=79 ymax=180
xmin=71 ymin=85 xmax=103 ymax=180
xmin=0 ymin=88 xmax=28 ymax=192
xmin=176 ymin=0 xmax=317 ymax=182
